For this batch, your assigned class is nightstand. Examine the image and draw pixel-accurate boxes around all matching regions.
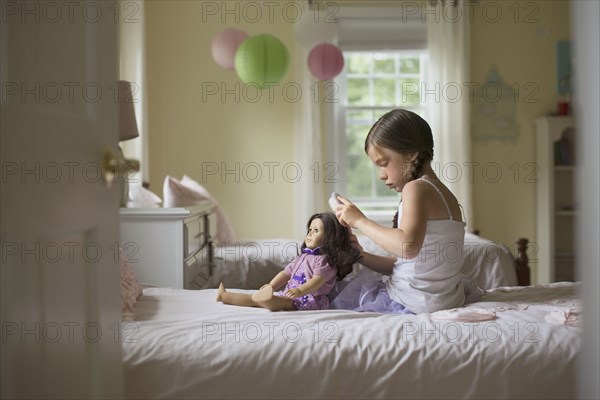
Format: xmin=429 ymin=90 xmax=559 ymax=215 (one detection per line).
xmin=119 ymin=202 xmax=216 ymax=288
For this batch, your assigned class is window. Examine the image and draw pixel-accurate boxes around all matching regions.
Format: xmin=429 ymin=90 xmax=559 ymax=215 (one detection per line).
xmin=335 ymin=50 xmax=429 ymax=221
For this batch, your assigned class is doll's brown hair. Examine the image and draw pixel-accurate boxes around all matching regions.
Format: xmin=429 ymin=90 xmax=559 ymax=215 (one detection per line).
xmin=301 ymin=212 xmax=361 ymax=280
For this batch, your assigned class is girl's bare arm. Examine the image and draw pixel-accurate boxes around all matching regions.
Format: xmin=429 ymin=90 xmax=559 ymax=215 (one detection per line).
xmin=357 ymin=252 xmax=396 ymax=275
xmin=338 ymin=182 xmax=428 ymax=259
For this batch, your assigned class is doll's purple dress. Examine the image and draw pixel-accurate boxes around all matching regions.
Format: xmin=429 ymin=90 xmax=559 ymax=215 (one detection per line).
xmin=275 ymin=248 xmax=336 ymax=310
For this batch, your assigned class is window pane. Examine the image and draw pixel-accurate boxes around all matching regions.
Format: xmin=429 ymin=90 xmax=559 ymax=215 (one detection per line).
xmin=347 ymin=109 xmax=373 ymax=124
xmin=346 ymin=154 xmax=372 ymax=198
xmin=400 ymin=78 xmax=420 ymax=106
xmin=347 ymin=54 xmax=371 ymax=74
xmin=373 ymin=53 xmax=395 ymax=74
xmin=346 ymin=123 xmax=371 ymax=155
xmin=340 ymin=51 xmax=427 ymax=203
xmin=400 ymin=57 xmax=420 ymax=74
xmin=374 ymin=109 xmax=389 ymax=119
xmin=373 ymin=78 xmax=396 ymax=106
xmin=347 ymin=78 xmax=370 ymax=106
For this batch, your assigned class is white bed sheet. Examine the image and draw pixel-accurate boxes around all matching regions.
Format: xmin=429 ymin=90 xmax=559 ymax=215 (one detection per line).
xmin=123 ymin=282 xmax=580 ymax=399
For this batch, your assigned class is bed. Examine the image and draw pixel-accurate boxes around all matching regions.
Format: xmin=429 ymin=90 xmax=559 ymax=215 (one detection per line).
xmin=189 ymin=232 xmax=527 ymax=291
xmin=159 ymin=174 xmax=528 ymax=291
xmin=121 ymin=237 xmax=580 ymax=399
xmin=160 ymin=175 xmax=527 ymax=291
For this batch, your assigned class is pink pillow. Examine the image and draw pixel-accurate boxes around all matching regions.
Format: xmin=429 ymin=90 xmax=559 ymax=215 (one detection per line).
xmin=162 ymin=175 xmax=236 ymax=245
xmin=119 ymin=248 xmax=143 ymax=321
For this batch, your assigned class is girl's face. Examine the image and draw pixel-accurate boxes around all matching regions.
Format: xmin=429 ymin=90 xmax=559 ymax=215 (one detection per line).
xmin=305 ymin=218 xmax=325 ymax=249
xmin=367 ymin=144 xmax=416 ymax=192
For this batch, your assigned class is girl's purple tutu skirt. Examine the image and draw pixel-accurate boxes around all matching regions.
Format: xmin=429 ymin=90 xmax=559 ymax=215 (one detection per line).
xmin=330 ymin=269 xmax=485 ymax=314
xmin=330 ymin=270 xmax=413 ymax=314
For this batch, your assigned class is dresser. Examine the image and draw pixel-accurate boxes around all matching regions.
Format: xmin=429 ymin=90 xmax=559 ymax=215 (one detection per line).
xmin=119 ymin=202 xmax=216 ymax=288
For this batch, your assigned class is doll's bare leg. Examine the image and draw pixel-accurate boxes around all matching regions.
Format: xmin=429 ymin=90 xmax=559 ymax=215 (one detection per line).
xmin=217 ymin=283 xmax=260 ymax=307
xmin=251 ymin=284 xmax=274 ymax=302
xmin=252 ymin=286 xmax=297 ymax=311
xmin=255 ymin=296 xmax=297 ymax=311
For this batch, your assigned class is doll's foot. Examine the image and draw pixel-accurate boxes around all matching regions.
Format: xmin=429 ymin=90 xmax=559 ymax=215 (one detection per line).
xmin=216 ymin=282 xmax=226 ymax=302
xmin=252 ymin=285 xmax=274 ymax=302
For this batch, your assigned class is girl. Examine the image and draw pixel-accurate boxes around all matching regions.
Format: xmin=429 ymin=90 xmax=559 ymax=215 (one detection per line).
xmin=332 ymin=109 xmax=483 ymax=314
xmin=217 ymin=212 xmax=361 ymax=311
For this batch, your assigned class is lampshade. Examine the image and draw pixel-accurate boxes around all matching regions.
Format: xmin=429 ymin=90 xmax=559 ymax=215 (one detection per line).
xmin=234 ymin=34 xmax=289 ymax=89
xmin=118 ymin=80 xmax=139 ymax=141
xmin=308 ymin=43 xmax=344 ymax=81
xmin=211 ymin=28 xmax=249 ymax=70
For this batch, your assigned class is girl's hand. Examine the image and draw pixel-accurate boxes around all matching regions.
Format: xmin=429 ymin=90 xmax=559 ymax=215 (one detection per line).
xmin=285 ymin=288 xmax=303 ymax=299
xmin=335 ymin=195 xmax=366 ymax=229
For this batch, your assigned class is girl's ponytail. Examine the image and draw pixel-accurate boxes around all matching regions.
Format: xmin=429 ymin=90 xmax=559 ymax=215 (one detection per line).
xmin=406 ymin=150 xmax=433 ymax=181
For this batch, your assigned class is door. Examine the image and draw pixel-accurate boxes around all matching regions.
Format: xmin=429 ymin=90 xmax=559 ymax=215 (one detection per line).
xmin=1 ymin=1 xmax=123 ymax=398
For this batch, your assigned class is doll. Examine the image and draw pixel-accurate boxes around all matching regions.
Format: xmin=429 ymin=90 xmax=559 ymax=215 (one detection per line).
xmin=216 ymin=212 xmax=361 ymax=311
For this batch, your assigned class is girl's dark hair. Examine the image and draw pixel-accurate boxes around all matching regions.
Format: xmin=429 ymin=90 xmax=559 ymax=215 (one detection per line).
xmin=364 ymin=108 xmax=434 ymax=182
xmin=300 ymin=212 xmax=362 ymax=280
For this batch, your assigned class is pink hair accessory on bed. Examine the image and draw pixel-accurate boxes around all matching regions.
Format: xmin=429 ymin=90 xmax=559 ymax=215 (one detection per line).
xmin=545 ymin=307 xmax=582 ymax=327
xmin=431 ymin=307 xmax=497 ymax=322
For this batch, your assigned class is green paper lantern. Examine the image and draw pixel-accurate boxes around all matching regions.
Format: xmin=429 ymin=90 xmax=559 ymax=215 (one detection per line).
xmin=235 ymin=34 xmax=289 ymax=89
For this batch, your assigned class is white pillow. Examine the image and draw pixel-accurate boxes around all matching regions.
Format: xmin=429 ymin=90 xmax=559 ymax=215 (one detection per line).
xmin=462 ymin=232 xmax=518 ymax=288
xmin=356 ymin=233 xmax=518 ymax=289
xmin=190 ymin=239 xmax=300 ymax=290
xmin=128 ymin=184 xmax=162 ymax=207
xmin=163 ymin=175 xmax=236 ymax=245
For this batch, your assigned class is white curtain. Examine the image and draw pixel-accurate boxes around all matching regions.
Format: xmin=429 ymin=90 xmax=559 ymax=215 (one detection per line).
xmin=292 ymin=5 xmax=337 ymax=233
xmin=426 ymin=1 xmax=473 ymax=227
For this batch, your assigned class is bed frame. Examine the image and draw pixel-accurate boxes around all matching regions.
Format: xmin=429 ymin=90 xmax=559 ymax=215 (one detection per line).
xmin=481 ymin=232 xmax=530 ymax=286
xmin=515 ymin=238 xmax=531 ymax=286
xmin=472 ymin=227 xmax=530 ymax=286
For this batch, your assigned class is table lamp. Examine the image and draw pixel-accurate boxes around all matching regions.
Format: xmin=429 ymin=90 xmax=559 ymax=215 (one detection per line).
xmin=118 ymin=80 xmax=140 ymax=207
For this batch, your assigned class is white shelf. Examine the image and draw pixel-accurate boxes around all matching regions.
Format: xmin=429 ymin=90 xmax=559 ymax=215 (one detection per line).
xmin=535 ymin=116 xmax=576 ymax=284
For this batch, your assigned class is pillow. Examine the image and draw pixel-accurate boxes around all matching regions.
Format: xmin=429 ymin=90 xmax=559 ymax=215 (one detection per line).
xmin=190 ymin=238 xmax=300 ymax=290
xmin=128 ymin=184 xmax=162 ymax=207
xmin=163 ymin=175 xmax=236 ymax=245
xmin=462 ymin=232 xmax=518 ymax=288
xmin=355 ymin=233 xmax=518 ymax=289
xmin=119 ymin=248 xmax=143 ymax=321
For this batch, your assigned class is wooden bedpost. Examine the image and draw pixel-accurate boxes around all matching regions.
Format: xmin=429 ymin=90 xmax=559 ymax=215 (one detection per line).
xmin=515 ymin=238 xmax=531 ymax=286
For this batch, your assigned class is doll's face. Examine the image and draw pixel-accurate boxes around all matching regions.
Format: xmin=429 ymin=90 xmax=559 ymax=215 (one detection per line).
xmin=304 ymin=218 xmax=325 ymax=249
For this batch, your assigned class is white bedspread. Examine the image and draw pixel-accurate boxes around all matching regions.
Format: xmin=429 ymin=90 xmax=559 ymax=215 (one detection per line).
xmin=123 ymin=282 xmax=580 ymax=399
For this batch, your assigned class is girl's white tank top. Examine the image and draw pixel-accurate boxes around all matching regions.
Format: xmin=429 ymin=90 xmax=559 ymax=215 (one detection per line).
xmin=385 ymin=177 xmax=467 ymax=314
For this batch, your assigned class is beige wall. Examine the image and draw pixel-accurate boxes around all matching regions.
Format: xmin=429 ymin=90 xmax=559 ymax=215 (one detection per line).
xmin=144 ymin=0 xmax=571 ymax=244
xmin=145 ymin=1 xmax=298 ymax=239
xmin=470 ymin=0 xmax=571 ymax=250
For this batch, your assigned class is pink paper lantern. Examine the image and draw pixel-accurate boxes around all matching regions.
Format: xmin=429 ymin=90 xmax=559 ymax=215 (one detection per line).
xmin=211 ymin=29 xmax=249 ymax=70
xmin=308 ymin=43 xmax=344 ymax=81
